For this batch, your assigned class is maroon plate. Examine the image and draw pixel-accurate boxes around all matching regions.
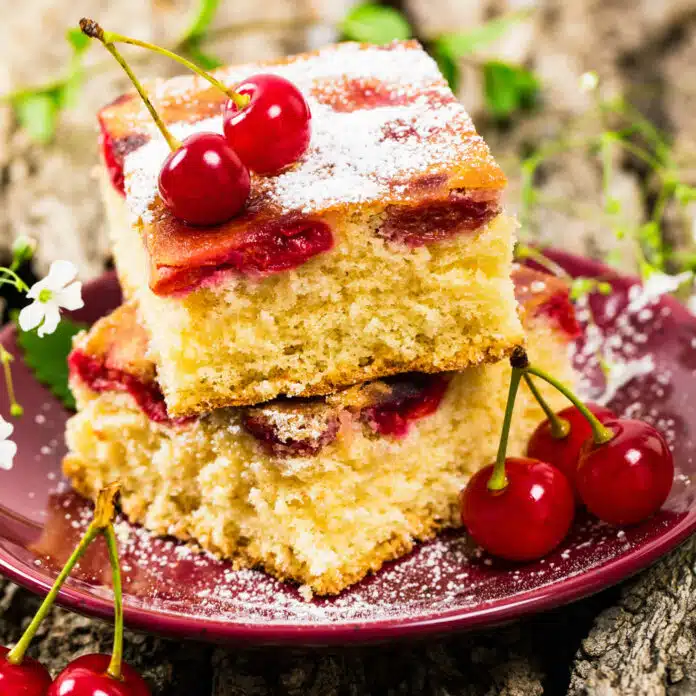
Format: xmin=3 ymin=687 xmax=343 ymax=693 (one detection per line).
xmin=0 ymin=250 xmax=694 ymax=646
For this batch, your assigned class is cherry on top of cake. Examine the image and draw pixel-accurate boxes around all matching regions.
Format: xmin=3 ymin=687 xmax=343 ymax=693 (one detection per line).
xmin=98 ymin=41 xmax=507 ymax=296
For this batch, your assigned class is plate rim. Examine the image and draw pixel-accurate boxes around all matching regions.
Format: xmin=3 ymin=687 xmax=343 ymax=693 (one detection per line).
xmin=1 ymin=251 xmax=695 ymax=645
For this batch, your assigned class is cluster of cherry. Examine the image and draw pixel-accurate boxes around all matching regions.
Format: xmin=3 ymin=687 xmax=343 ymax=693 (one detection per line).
xmin=80 ymin=18 xmax=312 ymax=227
xmin=460 ymin=348 xmax=673 ymax=561
xmin=0 ymin=484 xmax=150 ymax=696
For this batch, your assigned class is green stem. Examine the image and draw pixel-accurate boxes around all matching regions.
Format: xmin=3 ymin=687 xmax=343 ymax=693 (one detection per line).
xmin=104 ymin=526 xmax=124 ymax=681
xmin=523 ymin=373 xmax=569 ymax=439
xmin=0 ymin=268 xmax=30 ymax=293
xmin=100 ymin=30 xmax=249 ymax=110
xmin=525 ymin=365 xmax=614 ymax=444
xmin=5 ymin=483 xmax=120 ymax=666
xmin=0 ymin=346 xmax=22 ymax=417
xmin=6 ymin=524 xmax=100 ymax=664
xmin=488 ymin=364 xmax=524 ymax=491
xmin=80 ymin=20 xmax=181 ymax=152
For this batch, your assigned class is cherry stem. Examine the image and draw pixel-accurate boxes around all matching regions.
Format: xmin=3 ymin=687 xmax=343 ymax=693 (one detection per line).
xmin=525 ymin=364 xmax=614 ymax=445
xmin=488 ymin=363 xmax=524 ymax=491
xmin=97 ymin=26 xmax=249 ymax=110
xmin=523 ymin=373 xmax=569 ymax=439
xmin=104 ymin=526 xmax=124 ymax=681
xmin=79 ymin=19 xmax=182 ymax=152
xmin=6 ymin=483 xmax=120 ymax=666
xmin=0 ymin=346 xmax=22 ymax=417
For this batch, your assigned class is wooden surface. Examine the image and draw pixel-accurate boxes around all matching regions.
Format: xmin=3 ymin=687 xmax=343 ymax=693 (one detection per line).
xmin=1 ymin=1 xmax=696 ymax=694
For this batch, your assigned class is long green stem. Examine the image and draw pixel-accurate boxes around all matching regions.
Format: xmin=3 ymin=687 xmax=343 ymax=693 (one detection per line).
xmin=523 ymin=373 xmax=568 ymax=438
xmin=6 ymin=483 xmax=120 ymax=666
xmin=6 ymin=524 xmax=100 ymax=664
xmin=100 ymin=29 xmax=249 ymax=110
xmin=104 ymin=526 xmax=124 ymax=681
xmin=488 ymin=364 xmax=524 ymax=491
xmin=525 ymin=365 xmax=614 ymax=444
xmin=0 ymin=346 xmax=22 ymax=417
xmin=80 ymin=19 xmax=181 ymax=152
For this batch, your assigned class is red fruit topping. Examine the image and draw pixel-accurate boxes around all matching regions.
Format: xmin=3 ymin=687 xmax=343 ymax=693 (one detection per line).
xmin=460 ymin=457 xmax=575 ymax=561
xmin=68 ymin=350 xmax=187 ymax=426
xmin=223 ymin=74 xmax=311 ymax=175
xmin=149 ymin=216 xmax=333 ymax=295
xmin=362 ymin=374 xmax=449 ymax=437
xmin=512 ymin=266 xmax=581 ymax=340
xmin=99 ymin=123 xmax=125 ymax=196
xmin=379 ymin=190 xmax=501 ymax=247
xmin=0 ymin=646 xmax=52 ymax=696
xmin=48 ymin=654 xmax=150 ymax=696
xmin=576 ymin=418 xmax=674 ymax=526
xmin=242 ymin=404 xmax=340 ymax=457
xmin=158 ymin=132 xmax=250 ymax=226
xmin=527 ymin=403 xmax=616 ymax=490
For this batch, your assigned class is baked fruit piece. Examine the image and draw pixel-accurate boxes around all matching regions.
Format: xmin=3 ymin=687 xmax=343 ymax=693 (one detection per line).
xmin=99 ymin=40 xmax=524 ymax=417
xmin=63 ymin=267 xmax=579 ymax=597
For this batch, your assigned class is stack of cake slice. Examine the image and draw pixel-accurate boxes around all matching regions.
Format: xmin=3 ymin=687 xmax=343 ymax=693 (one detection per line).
xmin=63 ymin=41 xmax=578 ymax=596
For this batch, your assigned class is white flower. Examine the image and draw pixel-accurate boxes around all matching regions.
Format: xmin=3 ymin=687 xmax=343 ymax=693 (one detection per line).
xmin=0 ymin=417 xmax=17 ymax=471
xmin=18 ymin=261 xmax=84 ymax=337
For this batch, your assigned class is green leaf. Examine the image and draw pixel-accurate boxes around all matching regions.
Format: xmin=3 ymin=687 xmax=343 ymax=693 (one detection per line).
xmin=436 ymin=10 xmax=529 ymax=58
xmin=432 ymin=42 xmax=460 ymax=92
xmin=341 ymin=3 xmax=411 ymax=44
xmin=181 ymin=0 xmax=222 ymax=42
xmin=14 ymin=93 xmax=59 ymax=145
xmin=482 ymin=60 xmax=539 ymax=119
xmin=17 ymin=317 xmax=84 ymax=410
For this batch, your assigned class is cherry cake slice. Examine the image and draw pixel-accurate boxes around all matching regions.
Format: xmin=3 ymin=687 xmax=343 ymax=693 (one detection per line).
xmin=98 ymin=40 xmax=523 ymax=418
xmin=64 ymin=267 xmax=578 ymax=596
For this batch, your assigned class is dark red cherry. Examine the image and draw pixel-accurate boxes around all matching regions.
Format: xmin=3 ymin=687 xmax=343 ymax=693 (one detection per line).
xmin=527 ymin=402 xmax=616 ymax=490
xmin=460 ymin=457 xmax=575 ymax=561
xmin=223 ymin=73 xmax=311 ymax=175
xmin=0 ymin=646 xmax=52 ymax=696
xmin=576 ymin=419 xmax=674 ymax=526
xmin=158 ymin=132 xmax=250 ymax=226
xmin=48 ymin=654 xmax=150 ymax=696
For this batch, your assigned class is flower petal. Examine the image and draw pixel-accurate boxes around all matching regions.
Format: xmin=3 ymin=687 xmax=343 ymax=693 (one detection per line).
xmin=25 ymin=276 xmax=49 ymax=301
xmin=18 ymin=301 xmax=46 ymax=332
xmin=45 ymin=260 xmax=78 ymax=291
xmin=37 ymin=304 xmax=61 ymax=337
xmin=55 ymin=281 xmax=84 ymax=311
xmin=0 ymin=416 xmax=14 ymax=441
xmin=0 ymin=440 xmax=17 ymax=470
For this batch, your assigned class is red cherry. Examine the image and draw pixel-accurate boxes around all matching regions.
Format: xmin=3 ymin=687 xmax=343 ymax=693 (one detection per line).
xmin=223 ymin=74 xmax=311 ymax=175
xmin=576 ymin=419 xmax=674 ymax=526
xmin=527 ymin=403 xmax=616 ymax=488
xmin=47 ymin=654 xmax=150 ymax=696
xmin=0 ymin=646 xmax=52 ymax=696
xmin=460 ymin=457 xmax=575 ymax=561
xmin=158 ymin=132 xmax=250 ymax=226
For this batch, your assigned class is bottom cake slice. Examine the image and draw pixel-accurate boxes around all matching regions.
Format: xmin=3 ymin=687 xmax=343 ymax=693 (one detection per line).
xmin=63 ymin=267 xmax=579 ymax=596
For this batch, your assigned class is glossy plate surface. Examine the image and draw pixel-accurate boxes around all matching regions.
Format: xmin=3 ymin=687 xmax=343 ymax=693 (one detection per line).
xmin=0 ymin=251 xmax=694 ymax=646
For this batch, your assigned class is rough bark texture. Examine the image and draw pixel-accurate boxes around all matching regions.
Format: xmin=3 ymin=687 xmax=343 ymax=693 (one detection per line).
xmin=1 ymin=1 xmax=696 ymax=694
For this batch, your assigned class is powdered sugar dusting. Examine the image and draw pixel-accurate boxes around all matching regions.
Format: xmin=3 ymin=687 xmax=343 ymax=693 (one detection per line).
xmin=122 ymin=42 xmax=495 ymax=224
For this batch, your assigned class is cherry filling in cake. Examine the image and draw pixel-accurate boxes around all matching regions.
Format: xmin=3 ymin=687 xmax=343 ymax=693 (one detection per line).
xmin=68 ymin=350 xmax=180 ymax=425
xmin=512 ymin=266 xmax=582 ymax=339
xmin=361 ymin=374 xmax=450 ymax=436
xmin=147 ymin=215 xmax=334 ymax=295
xmin=379 ymin=190 xmax=501 ymax=247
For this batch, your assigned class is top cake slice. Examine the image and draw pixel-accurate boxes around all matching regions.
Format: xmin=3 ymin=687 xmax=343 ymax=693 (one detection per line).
xmin=99 ymin=40 xmax=524 ymax=416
